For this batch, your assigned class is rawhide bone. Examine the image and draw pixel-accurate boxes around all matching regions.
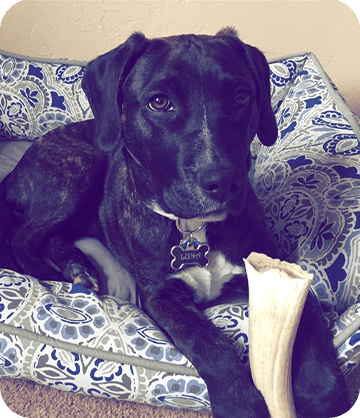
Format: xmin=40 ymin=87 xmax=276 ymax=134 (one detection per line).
xmin=244 ymin=252 xmax=313 ymax=418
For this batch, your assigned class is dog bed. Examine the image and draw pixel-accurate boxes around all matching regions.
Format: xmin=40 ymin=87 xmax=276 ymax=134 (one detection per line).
xmin=1 ymin=49 xmax=360 ymax=412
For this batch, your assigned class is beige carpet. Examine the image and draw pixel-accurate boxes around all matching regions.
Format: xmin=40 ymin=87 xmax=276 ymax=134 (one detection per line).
xmin=0 ymin=371 xmax=359 ymax=418
xmin=0 ymin=377 xmax=212 ymax=418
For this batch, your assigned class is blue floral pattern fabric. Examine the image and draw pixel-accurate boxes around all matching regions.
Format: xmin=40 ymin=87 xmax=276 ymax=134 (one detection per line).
xmin=0 ymin=53 xmax=92 ymax=141
xmin=1 ymin=50 xmax=360 ymax=411
xmin=254 ymin=54 xmax=360 ymax=315
xmin=0 ymin=270 xmax=210 ymax=409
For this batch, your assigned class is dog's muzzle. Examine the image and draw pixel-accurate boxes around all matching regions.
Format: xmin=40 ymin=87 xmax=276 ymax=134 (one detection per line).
xmin=197 ymin=166 xmax=243 ymax=205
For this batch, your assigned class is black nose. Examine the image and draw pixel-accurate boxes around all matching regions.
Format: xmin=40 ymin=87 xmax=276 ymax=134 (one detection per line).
xmin=199 ymin=168 xmax=241 ymax=202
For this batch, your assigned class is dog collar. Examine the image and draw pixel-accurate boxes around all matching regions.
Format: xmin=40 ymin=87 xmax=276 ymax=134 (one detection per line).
xmin=175 ymin=218 xmax=205 ymax=236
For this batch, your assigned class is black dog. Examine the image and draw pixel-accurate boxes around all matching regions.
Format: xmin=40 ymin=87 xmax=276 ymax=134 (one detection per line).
xmin=0 ymin=28 xmax=350 ymax=417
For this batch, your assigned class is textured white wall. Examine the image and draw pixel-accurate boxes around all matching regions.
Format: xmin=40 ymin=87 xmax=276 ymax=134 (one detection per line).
xmin=0 ymin=0 xmax=359 ymax=117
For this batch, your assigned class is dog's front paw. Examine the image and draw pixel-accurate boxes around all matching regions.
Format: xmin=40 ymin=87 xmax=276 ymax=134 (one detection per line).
xmin=63 ymin=262 xmax=99 ymax=292
xmin=211 ymin=382 xmax=270 ymax=418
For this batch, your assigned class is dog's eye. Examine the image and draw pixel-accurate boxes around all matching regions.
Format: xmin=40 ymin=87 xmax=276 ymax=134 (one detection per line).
xmin=234 ymin=91 xmax=250 ymax=107
xmin=148 ymin=94 xmax=174 ymax=112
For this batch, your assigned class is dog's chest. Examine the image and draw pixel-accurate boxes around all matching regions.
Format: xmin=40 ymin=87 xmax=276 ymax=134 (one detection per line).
xmin=170 ymin=224 xmax=245 ymax=303
xmin=172 ymin=251 xmax=245 ymax=303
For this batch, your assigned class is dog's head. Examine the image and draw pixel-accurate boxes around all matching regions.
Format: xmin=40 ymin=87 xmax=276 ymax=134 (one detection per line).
xmin=82 ymin=28 xmax=277 ymax=221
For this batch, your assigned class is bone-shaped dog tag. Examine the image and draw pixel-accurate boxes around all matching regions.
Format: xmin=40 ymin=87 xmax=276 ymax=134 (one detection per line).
xmin=171 ymin=240 xmax=209 ymax=270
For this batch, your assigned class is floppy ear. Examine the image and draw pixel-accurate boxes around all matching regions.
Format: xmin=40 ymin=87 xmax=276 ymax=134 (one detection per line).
xmin=243 ymin=44 xmax=278 ymax=146
xmin=82 ymin=32 xmax=149 ymax=151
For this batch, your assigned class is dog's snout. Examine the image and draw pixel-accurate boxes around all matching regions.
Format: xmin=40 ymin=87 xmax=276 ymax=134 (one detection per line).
xmin=199 ymin=169 xmax=241 ymax=201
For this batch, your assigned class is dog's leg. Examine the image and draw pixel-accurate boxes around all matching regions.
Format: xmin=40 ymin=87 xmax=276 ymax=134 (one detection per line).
xmin=0 ymin=197 xmax=20 ymax=271
xmin=44 ymin=235 xmax=99 ymax=292
xmin=10 ymin=223 xmax=66 ymax=282
xmin=292 ymin=296 xmax=351 ymax=417
xmin=10 ymin=221 xmax=99 ymax=291
xmin=141 ymin=278 xmax=271 ymax=418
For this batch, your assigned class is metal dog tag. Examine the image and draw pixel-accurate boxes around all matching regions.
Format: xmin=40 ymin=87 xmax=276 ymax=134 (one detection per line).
xmin=171 ymin=219 xmax=210 ymax=270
